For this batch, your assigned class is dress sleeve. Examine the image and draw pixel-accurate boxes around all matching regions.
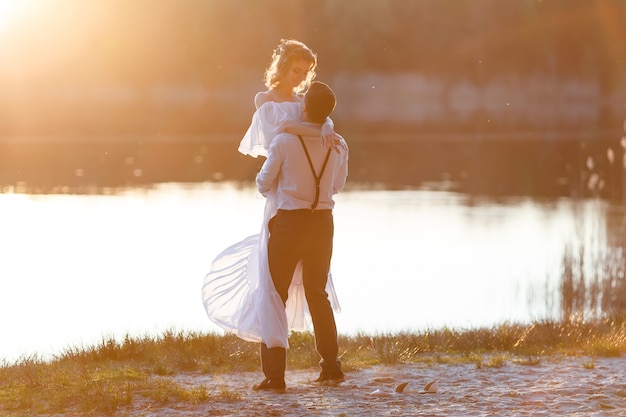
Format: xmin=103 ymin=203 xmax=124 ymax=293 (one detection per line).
xmin=238 ymin=102 xmax=299 ymax=158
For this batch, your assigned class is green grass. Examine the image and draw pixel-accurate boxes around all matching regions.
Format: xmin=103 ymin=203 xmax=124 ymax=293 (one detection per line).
xmin=0 ymin=320 xmax=624 ymax=416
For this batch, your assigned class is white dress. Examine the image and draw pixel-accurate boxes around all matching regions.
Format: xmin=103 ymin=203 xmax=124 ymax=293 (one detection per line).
xmin=201 ymin=101 xmax=341 ymax=349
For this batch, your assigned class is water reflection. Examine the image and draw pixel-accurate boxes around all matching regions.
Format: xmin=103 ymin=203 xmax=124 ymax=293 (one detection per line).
xmin=0 ymin=183 xmax=619 ymax=362
xmin=2 ymin=135 xmax=624 ymax=199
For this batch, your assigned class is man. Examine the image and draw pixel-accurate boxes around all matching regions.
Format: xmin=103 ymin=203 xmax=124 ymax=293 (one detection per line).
xmin=254 ymin=81 xmax=349 ymax=391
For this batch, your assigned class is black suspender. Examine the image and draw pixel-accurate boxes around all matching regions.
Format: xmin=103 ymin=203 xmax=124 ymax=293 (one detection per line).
xmin=297 ymin=135 xmax=332 ymax=210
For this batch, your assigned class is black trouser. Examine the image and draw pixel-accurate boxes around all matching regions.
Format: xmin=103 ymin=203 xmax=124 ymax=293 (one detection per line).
xmin=261 ymin=209 xmax=340 ymax=379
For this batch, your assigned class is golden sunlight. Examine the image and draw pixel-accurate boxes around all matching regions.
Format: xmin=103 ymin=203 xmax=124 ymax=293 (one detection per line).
xmin=596 ymin=0 xmax=626 ymax=77
xmin=0 ymin=0 xmax=198 ymax=83
xmin=0 ymin=1 xmax=111 ymax=80
xmin=0 ymin=0 xmax=31 ymax=32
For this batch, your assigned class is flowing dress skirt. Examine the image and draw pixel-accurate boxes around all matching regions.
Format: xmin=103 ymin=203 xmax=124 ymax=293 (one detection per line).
xmin=201 ymin=102 xmax=341 ymax=348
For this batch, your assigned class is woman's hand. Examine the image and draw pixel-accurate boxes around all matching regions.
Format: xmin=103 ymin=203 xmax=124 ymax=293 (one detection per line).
xmin=321 ymin=123 xmax=335 ymax=148
xmin=321 ymin=125 xmax=347 ymax=153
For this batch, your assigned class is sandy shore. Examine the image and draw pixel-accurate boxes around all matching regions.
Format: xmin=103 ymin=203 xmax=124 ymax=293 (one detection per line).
xmin=123 ymin=356 xmax=625 ymax=416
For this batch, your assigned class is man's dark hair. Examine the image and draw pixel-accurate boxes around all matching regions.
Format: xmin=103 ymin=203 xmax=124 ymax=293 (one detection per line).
xmin=304 ymin=81 xmax=336 ymax=124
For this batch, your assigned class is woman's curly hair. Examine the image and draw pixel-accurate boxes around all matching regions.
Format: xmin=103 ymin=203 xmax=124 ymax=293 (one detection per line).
xmin=264 ymin=39 xmax=317 ymax=93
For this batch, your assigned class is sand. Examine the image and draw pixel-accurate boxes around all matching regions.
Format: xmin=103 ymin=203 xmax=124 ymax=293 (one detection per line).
xmin=125 ymin=356 xmax=625 ymax=416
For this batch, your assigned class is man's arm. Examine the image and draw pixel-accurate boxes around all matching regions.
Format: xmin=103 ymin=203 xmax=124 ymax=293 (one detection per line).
xmin=256 ymin=140 xmax=284 ymax=197
xmin=333 ymin=144 xmax=349 ymax=195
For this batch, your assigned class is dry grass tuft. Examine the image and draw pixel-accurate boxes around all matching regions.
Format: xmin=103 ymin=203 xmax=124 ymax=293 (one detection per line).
xmin=0 ymin=320 xmax=623 ymax=415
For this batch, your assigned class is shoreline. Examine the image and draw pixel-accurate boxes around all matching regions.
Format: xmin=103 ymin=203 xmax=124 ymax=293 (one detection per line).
xmin=0 ymin=129 xmax=622 ymax=144
xmin=128 ymin=356 xmax=626 ymax=416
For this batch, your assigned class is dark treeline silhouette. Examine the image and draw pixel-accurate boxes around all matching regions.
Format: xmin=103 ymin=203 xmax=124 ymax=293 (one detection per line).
xmin=1 ymin=0 xmax=625 ymax=197
xmin=1 ymin=0 xmax=625 ymax=134
xmin=1 ymin=0 xmax=623 ymax=82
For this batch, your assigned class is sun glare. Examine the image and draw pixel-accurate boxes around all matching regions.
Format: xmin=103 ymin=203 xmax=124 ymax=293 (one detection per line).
xmin=0 ymin=0 xmax=34 ymax=34
xmin=0 ymin=0 xmax=107 ymax=81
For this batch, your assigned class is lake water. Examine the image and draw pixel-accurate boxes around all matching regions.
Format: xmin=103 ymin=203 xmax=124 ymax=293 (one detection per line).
xmin=0 ymin=182 xmax=621 ymax=362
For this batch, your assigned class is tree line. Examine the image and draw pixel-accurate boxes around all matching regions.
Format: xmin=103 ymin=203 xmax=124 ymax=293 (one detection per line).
xmin=1 ymin=0 xmax=624 ymax=86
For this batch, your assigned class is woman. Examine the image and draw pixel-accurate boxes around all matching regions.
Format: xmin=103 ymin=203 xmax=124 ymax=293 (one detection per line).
xmin=202 ymin=39 xmax=343 ymax=349
xmin=239 ymin=39 xmax=341 ymax=156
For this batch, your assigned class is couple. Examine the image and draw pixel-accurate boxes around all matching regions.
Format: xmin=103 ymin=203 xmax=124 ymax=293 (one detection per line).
xmin=202 ymin=39 xmax=349 ymax=391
